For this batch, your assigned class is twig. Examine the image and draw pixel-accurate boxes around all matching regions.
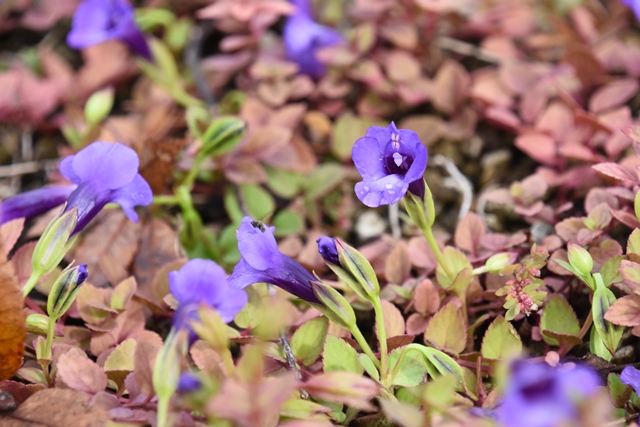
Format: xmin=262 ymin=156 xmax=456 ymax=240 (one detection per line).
xmin=431 ymin=154 xmax=474 ymax=220
xmin=0 ymin=160 xmax=58 ymax=178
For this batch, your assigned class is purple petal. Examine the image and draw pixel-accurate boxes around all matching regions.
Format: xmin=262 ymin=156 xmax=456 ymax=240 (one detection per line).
xmin=65 ymin=182 xmax=110 ymax=232
xmin=217 ymin=286 xmax=248 ymax=323
xmin=317 ymin=236 xmax=339 ymax=264
xmin=403 ymin=140 xmax=428 ymax=184
xmin=236 ymin=217 xmax=279 ymax=271
xmin=110 ymin=174 xmax=153 ymax=222
xmin=1 ymin=185 xmax=76 ymax=223
xmin=364 ymin=123 xmax=397 ymax=149
xmin=169 ymin=259 xmax=228 ymax=307
xmin=177 ymin=373 xmax=202 ymax=393
xmin=291 ymin=0 xmax=313 ymax=17
xmin=227 ymin=258 xmax=273 ymax=289
xmin=557 ymin=364 xmax=601 ymax=396
xmin=121 ymin=25 xmax=152 ymax=60
xmin=352 ymin=136 xmax=385 ymax=181
xmin=355 ymin=174 xmax=407 ymax=207
xmin=66 ymin=0 xmax=114 ymax=48
xmin=621 ymin=366 xmax=640 ymax=395
xmin=66 ymin=142 xmax=139 ymax=190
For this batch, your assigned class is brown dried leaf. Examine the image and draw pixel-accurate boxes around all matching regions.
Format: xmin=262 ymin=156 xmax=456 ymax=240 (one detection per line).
xmin=72 ymin=210 xmax=142 ymax=286
xmin=0 ymin=251 xmax=25 ymax=381
xmin=379 ymin=300 xmax=405 ymax=339
xmin=0 ymin=388 xmax=111 ymax=427
xmin=56 ymin=349 xmax=107 ymax=394
xmin=0 ymin=219 xmax=23 ymax=256
xmin=384 ymin=241 xmax=411 ymax=284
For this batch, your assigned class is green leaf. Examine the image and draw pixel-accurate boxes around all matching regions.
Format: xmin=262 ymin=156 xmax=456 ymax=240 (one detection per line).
xmin=422 ymin=374 xmax=458 ymax=410
xmin=589 ymin=324 xmax=613 ymax=361
xmin=266 ymin=166 xmax=302 ymax=199
xmin=303 ymin=163 xmax=344 ymax=200
xmin=239 ymin=184 xmax=275 ymax=220
xmin=608 ymin=373 xmax=633 ymax=408
xmin=628 ymin=229 xmax=640 ymax=255
xmin=388 ymin=346 xmax=429 ymax=388
xmin=332 ymin=113 xmax=383 ymax=161
xmin=272 ymin=209 xmax=304 ymax=236
xmin=323 ymin=335 xmax=364 ymax=375
xmin=635 ymin=190 xmax=640 ymax=222
xmin=600 ymin=256 xmax=624 ymax=287
xmin=540 ymin=295 xmax=580 ymax=346
xmin=219 ymin=223 xmax=241 ymax=265
xmin=436 ymin=247 xmax=472 ymax=289
xmin=280 ymin=398 xmax=331 ymax=419
xmin=481 ymin=316 xmax=523 ymax=360
xmin=424 ymin=303 xmax=466 ymax=355
xmin=358 ymin=354 xmax=379 ymax=381
xmin=291 ymin=317 xmax=329 ymax=366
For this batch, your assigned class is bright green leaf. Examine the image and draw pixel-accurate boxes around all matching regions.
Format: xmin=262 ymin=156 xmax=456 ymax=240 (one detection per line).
xmin=291 ymin=317 xmax=329 ymax=366
xmin=424 ymin=303 xmax=466 ymax=355
xmin=272 ymin=209 xmax=304 ymax=237
xmin=481 ymin=316 xmax=522 ymax=360
xmin=540 ymin=295 xmax=580 ymax=346
xmin=323 ymin=335 xmax=363 ymax=375
xmin=239 ymin=184 xmax=275 ymax=220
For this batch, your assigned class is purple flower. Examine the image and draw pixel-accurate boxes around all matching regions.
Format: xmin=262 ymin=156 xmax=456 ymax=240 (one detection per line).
xmin=1 ymin=141 xmax=153 ymax=234
xmin=496 ymin=361 xmax=601 ymax=427
xmin=227 ymin=217 xmax=320 ymax=304
xmin=177 ymin=372 xmax=202 ymax=393
xmin=317 ymin=236 xmax=339 ymax=264
xmin=67 ymin=0 xmax=152 ymax=60
xmin=169 ymin=259 xmax=248 ymax=338
xmin=623 ymin=0 xmax=640 ymax=21
xmin=352 ymin=122 xmax=428 ymax=208
xmin=620 ymin=366 xmax=640 ymax=394
xmin=283 ymin=0 xmax=343 ymax=79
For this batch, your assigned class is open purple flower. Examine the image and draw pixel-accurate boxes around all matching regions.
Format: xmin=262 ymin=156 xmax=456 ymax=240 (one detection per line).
xmin=169 ymin=259 xmax=248 ymax=338
xmin=620 ymin=366 xmax=640 ymax=394
xmin=67 ymin=0 xmax=152 ymax=60
xmin=283 ymin=0 xmax=343 ymax=79
xmin=496 ymin=361 xmax=601 ymax=427
xmin=352 ymin=122 xmax=428 ymax=208
xmin=1 ymin=141 xmax=153 ymax=234
xmin=227 ymin=217 xmax=320 ymax=304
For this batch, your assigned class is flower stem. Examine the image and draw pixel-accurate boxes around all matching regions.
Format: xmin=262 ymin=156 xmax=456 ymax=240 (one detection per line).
xmin=372 ymin=300 xmax=388 ymax=384
xmin=349 ymin=325 xmax=381 ymax=370
xmin=40 ymin=315 xmax=57 ymax=386
xmin=421 ymin=224 xmax=453 ymax=280
xmin=153 ymin=195 xmax=180 ymax=205
xmin=23 ymin=271 xmax=42 ymax=298
xmin=157 ymin=396 xmax=171 ymax=427
xmin=181 ymin=154 xmax=206 ymax=190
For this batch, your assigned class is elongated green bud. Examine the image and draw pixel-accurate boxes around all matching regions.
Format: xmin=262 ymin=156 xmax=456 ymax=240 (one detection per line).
xmin=200 ymin=116 xmax=246 ymax=157
xmin=567 ymin=242 xmax=593 ymax=278
xmin=335 ymin=239 xmax=380 ymax=302
xmin=311 ymin=281 xmax=356 ymax=330
xmin=47 ymin=264 xmax=88 ymax=319
xmin=31 ymin=208 xmax=78 ymax=279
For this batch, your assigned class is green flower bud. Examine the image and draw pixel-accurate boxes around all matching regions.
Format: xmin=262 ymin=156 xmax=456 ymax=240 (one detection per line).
xmin=567 ymin=242 xmax=593 ymax=278
xmin=485 ymin=252 xmax=518 ymax=273
xmin=84 ymin=87 xmax=114 ymax=127
xmin=311 ymin=281 xmax=356 ymax=329
xmin=31 ymin=208 xmax=78 ymax=279
xmin=153 ymin=329 xmax=182 ymax=405
xmin=26 ymin=313 xmax=50 ymax=336
xmin=47 ymin=264 xmax=88 ymax=319
xmin=200 ymin=116 xmax=246 ymax=157
xmin=335 ymin=239 xmax=380 ymax=302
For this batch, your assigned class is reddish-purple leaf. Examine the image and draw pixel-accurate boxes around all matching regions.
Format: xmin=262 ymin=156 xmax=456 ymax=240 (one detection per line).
xmin=589 ymin=79 xmax=639 ymax=114
xmin=605 ymin=295 xmax=640 ymax=326
xmin=592 ymin=162 xmax=639 ymax=185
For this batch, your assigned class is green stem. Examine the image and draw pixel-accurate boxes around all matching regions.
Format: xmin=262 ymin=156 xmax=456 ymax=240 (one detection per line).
xmin=181 ymin=155 xmax=206 ymax=189
xmin=23 ymin=271 xmax=42 ymax=298
xmin=153 ymin=195 xmax=180 ymax=205
xmin=349 ymin=325 xmax=381 ymax=370
xmin=43 ymin=316 xmax=56 ymax=360
xmin=157 ymin=395 xmax=171 ymax=427
xmin=422 ymin=225 xmax=453 ymax=280
xmin=372 ymin=300 xmax=388 ymax=384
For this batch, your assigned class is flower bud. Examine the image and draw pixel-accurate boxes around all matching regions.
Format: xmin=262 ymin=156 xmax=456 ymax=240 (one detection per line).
xmin=31 ymin=208 xmax=78 ymax=279
xmin=153 ymin=329 xmax=181 ymax=404
xmin=200 ymin=116 xmax=246 ymax=157
xmin=317 ymin=236 xmax=339 ymax=265
xmin=311 ymin=281 xmax=356 ymax=329
xmin=567 ymin=242 xmax=593 ymax=278
xmin=26 ymin=313 xmax=50 ymax=336
xmin=485 ymin=252 xmax=518 ymax=273
xmin=47 ymin=264 xmax=88 ymax=319
xmin=335 ymin=239 xmax=380 ymax=301
xmin=84 ymin=87 xmax=114 ymax=127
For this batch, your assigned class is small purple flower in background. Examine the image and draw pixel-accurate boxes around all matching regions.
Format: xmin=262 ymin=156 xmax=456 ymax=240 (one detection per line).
xmin=227 ymin=217 xmax=320 ymax=304
xmin=496 ymin=360 xmax=601 ymax=427
xmin=620 ymin=366 xmax=640 ymax=394
xmin=169 ymin=259 xmax=248 ymax=339
xmin=1 ymin=141 xmax=153 ymax=233
xmin=283 ymin=0 xmax=343 ymax=79
xmin=316 ymin=236 xmax=339 ymax=265
xmin=352 ymin=122 xmax=428 ymax=208
xmin=623 ymin=0 xmax=640 ymax=21
xmin=177 ymin=372 xmax=202 ymax=393
xmin=67 ymin=0 xmax=152 ymax=60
